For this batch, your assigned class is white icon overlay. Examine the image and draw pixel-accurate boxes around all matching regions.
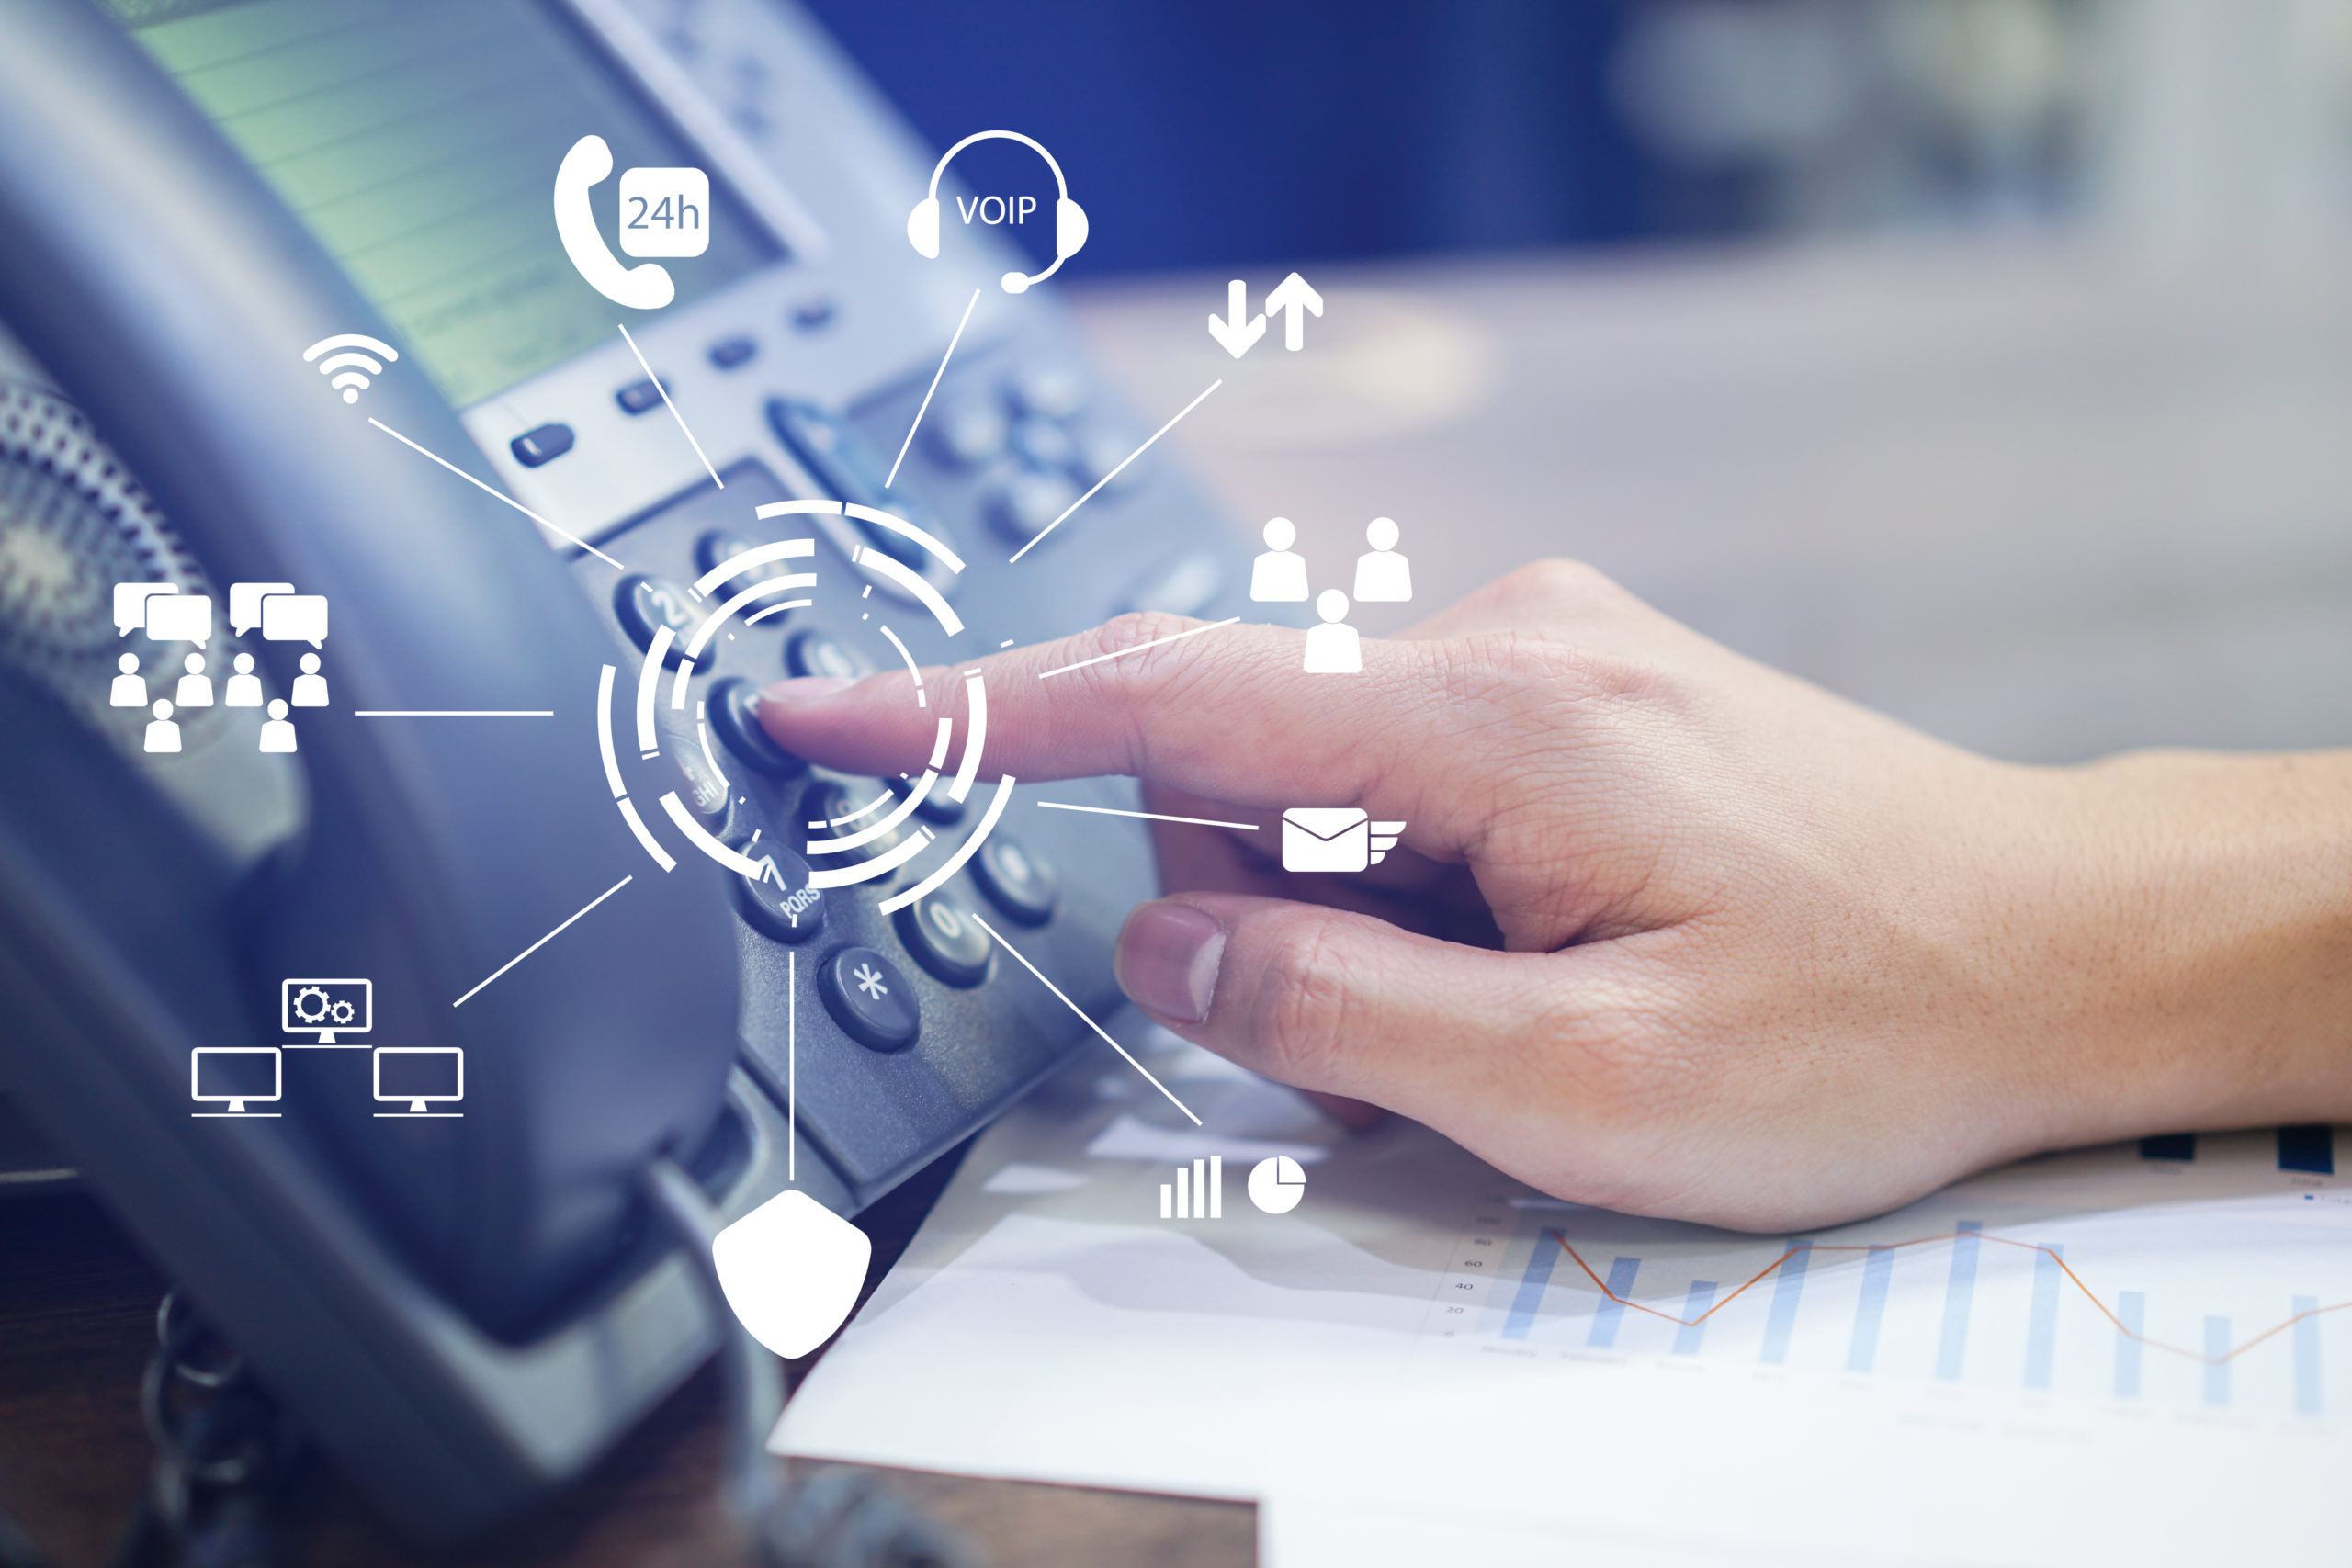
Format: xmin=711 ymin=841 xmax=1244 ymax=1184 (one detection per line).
xmin=556 ymin=134 xmax=690 ymax=310
xmin=1209 ymin=273 xmax=1321 ymax=359
xmin=1281 ymin=808 xmax=1406 ymax=874
xmin=1160 ymin=1155 xmax=1223 ymax=1220
xmin=1352 ymin=516 xmax=1412 ymax=603
xmin=1248 ymin=1155 xmax=1308 ymax=1214
xmin=283 ymin=977 xmax=372 ymax=1046
xmin=1249 ymin=517 xmax=1309 ymax=603
xmin=373 ymin=1046 xmax=465 ymax=1117
xmin=301 ymin=333 xmax=399 ymax=404
xmin=907 ymin=130 xmax=1089 ymax=295
xmin=190 ymin=1046 xmax=282 ymax=1117
xmin=712 ymin=1189 xmax=874 ymax=1359
xmin=1303 ymin=589 xmax=1360 ymax=673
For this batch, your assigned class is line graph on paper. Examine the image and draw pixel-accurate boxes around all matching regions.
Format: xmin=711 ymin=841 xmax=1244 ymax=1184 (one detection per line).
xmin=1418 ymin=1127 xmax=2349 ymax=1417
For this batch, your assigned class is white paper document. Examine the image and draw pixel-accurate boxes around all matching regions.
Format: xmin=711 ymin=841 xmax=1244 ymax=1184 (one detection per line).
xmin=776 ymin=1025 xmax=2352 ymax=1565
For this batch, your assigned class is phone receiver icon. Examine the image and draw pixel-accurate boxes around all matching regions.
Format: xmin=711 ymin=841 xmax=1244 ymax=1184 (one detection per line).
xmin=554 ymin=134 xmax=673 ymax=310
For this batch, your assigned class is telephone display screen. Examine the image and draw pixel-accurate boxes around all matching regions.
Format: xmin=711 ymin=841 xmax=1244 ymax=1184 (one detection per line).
xmin=109 ymin=0 xmax=781 ymax=408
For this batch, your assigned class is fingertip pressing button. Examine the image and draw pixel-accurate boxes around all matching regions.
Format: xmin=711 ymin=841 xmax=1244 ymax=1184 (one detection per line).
xmin=820 ymin=946 xmax=920 ymax=1051
xmin=708 ymin=677 xmax=806 ymax=777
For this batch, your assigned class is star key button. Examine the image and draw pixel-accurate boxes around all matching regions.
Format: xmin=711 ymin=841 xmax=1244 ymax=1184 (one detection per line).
xmin=819 ymin=946 xmax=920 ymax=1053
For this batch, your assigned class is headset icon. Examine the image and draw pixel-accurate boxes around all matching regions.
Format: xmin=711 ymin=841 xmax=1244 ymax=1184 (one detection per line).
xmin=906 ymin=130 xmax=1089 ymax=295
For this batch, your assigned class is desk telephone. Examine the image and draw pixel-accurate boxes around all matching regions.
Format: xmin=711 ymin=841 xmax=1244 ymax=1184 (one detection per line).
xmin=0 ymin=0 xmax=1259 ymax=1541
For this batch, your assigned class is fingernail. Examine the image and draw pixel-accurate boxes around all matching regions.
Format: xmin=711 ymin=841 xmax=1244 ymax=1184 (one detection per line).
xmin=756 ymin=676 xmax=853 ymax=707
xmin=1115 ymin=901 xmax=1225 ymax=1024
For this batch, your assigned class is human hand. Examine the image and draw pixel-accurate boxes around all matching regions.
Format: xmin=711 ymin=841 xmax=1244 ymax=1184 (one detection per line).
xmin=759 ymin=561 xmax=2352 ymax=1231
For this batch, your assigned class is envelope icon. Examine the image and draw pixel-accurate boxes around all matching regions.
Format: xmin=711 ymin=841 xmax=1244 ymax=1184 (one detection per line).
xmin=1281 ymin=808 xmax=1406 ymax=874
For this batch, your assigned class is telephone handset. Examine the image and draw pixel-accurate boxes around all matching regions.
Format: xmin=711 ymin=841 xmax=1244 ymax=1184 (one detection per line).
xmin=554 ymin=132 xmax=676 ymax=310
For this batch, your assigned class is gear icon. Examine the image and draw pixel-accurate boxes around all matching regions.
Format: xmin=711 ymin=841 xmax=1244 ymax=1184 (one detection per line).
xmin=328 ymin=998 xmax=356 ymax=1025
xmin=291 ymin=985 xmax=332 ymax=1024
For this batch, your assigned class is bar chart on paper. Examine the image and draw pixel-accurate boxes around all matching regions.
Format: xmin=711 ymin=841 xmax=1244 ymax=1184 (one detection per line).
xmin=1419 ymin=1127 xmax=2349 ymax=1418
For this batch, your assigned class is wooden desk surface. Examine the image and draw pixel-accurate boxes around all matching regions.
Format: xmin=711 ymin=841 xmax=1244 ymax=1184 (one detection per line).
xmin=0 ymin=1183 xmax=1253 ymax=1567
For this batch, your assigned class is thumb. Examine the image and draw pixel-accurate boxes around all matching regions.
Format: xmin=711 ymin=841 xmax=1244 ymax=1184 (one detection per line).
xmin=1112 ymin=893 xmax=1562 ymax=1113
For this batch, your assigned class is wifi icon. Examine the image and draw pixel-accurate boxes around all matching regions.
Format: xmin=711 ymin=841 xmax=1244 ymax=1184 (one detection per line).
xmin=301 ymin=333 xmax=400 ymax=404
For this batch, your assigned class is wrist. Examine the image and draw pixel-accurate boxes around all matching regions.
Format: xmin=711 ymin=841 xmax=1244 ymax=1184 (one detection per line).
xmin=2038 ymin=750 xmax=2352 ymax=1146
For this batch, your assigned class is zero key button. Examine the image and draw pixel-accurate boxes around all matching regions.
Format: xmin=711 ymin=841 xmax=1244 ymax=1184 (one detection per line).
xmin=893 ymin=895 xmax=991 ymax=987
xmin=972 ymin=835 xmax=1057 ymax=925
xmin=820 ymin=946 xmax=920 ymax=1052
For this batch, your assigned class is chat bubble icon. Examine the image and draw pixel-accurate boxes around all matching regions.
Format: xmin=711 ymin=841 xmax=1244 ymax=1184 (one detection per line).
xmin=260 ymin=593 xmax=329 ymax=649
xmin=144 ymin=593 xmax=214 ymax=646
xmin=113 ymin=581 xmax=177 ymax=637
xmin=228 ymin=582 xmax=296 ymax=637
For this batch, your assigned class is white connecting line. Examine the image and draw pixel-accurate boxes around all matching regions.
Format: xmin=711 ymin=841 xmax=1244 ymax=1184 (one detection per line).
xmin=970 ymin=909 xmax=1201 ymax=1125
xmin=1037 ymin=801 xmax=1259 ymax=832
xmin=885 ymin=287 xmax=981 ymax=490
xmin=369 ymin=417 xmax=624 ymax=570
xmin=1008 ymin=378 xmax=1223 ymax=563
xmin=452 ymin=874 xmax=633 ymax=1008
xmin=617 ymin=322 xmax=723 ymax=490
xmin=1036 ymin=615 xmax=1239 ymax=679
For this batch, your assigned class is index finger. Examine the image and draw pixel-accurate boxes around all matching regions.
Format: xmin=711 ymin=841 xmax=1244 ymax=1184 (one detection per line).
xmin=754 ymin=611 xmax=1493 ymax=846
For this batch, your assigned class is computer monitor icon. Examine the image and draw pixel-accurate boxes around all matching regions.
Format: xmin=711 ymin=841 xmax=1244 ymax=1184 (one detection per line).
xmin=373 ymin=1047 xmax=463 ymax=1117
xmin=282 ymin=977 xmax=371 ymax=1045
xmin=190 ymin=1047 xmax=281 ymax=1117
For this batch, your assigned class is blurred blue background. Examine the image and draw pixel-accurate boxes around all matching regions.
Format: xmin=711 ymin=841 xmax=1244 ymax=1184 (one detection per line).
xmin=803 ymin=0 xmax=2103 ymax=274
xmin=790 ymin=0 xmax=2352 ymax=764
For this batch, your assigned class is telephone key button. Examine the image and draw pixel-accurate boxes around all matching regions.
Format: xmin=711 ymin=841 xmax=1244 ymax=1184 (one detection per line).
xmin=786 ymin=630 xmax=873 ymax=682
xmin=928 ymin=397 xmax=1007 ymax=468
xmin=708 ymin=335 xmax=758 ymax=370
xmin=698 ymin=529 xmax=797 ymax=590
xmin=616 ymin=378 xmax=669 ymax=415
xmin=1010 ymin=415 xmax=1075 ymax=472
xmin=893 ymin=896 xmax=991 ymax=987
xmin=820 ymin=946 xmax=920 ymax=1052
xmin=734 ymin=847 xmax=826 ymax=945
xmin=615 ymin=575 xmax=704 ymax=661
xmin=972 ymin=835 xmax=1057 ymax=925
xmin=510 ymin=423 xmax=574 ymax=468
xmin=709 ymin=677 xmax=806 ymax=778
xmin=1004 ymin=364 xmax=1087 ymax=420
xmin=984 ymin=470 xmax=1080 ymax=543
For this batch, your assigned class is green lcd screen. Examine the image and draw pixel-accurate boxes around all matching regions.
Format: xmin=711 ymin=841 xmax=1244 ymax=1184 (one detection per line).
xmin=109 ymin=0 xmax=781 ymax=408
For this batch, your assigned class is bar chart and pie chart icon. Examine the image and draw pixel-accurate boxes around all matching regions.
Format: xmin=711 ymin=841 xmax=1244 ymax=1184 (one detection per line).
xmin=1158 ymin=1155 xmax=1309 ymax=1219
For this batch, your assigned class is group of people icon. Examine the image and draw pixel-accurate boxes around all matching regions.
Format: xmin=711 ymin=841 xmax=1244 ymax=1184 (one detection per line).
xmin=113 ymin=650 xmax=328 ymax=754
xmin=1250 ymin=515 xmax=1413 ymax=674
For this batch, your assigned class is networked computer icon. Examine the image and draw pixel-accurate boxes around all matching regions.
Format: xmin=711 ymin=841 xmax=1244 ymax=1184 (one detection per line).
xmin=373 ymin=1046 xmax=463 ymax=1118
xmin=282 ymin=977 xmax=371 ymax=1046
xmin=190 ymin=1047 xmax=281 ymax=1118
